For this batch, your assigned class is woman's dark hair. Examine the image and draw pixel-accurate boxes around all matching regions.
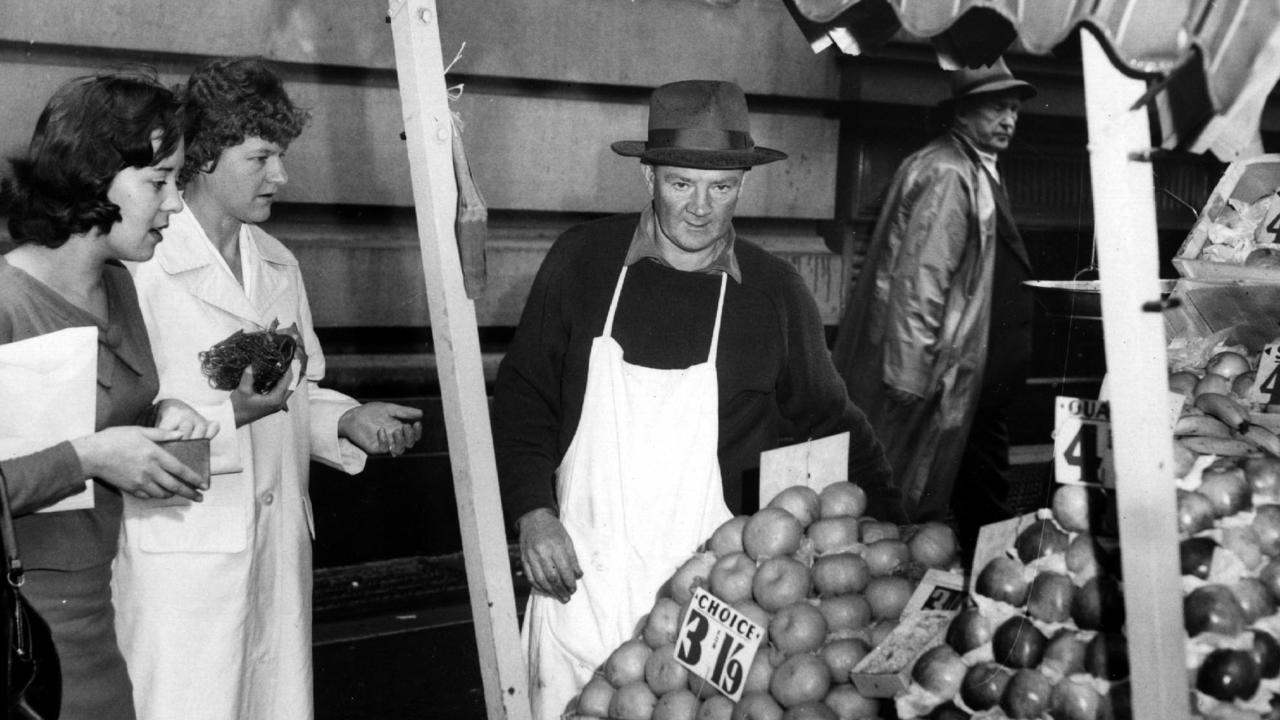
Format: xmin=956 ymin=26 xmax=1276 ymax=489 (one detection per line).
xmin=180 ymin=56 xmax=310 ymax=186
xmin=1 ymin=69 xmax=183 ymax=248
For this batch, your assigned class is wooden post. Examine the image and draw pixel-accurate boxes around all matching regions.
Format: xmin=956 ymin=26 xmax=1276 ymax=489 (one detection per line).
xmin=1081 ymin=31 xmax=1190 ymax=719
xmin=386 ymin=2 xmax=532 ymax=718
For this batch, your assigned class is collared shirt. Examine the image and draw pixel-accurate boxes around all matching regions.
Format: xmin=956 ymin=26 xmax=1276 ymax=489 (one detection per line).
xmin=975 ymin=147 xmax=1000 ymax=184
xmin=623 ymin=204 xmax=742 ymax=283
xmin=952 ymin=132 xmax=998 ymax=229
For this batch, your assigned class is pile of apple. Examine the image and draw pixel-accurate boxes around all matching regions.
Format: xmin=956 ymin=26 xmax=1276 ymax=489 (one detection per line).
xmin=890 ymin=483 xmax=1130 ymax=720
xmin=569 ymin=481 xmax=961 ymax=720
xmin=1175 ymin=451 xmax=1280 ymax=718
xmin=1170 ymin=349 xmax=1280 ymax=460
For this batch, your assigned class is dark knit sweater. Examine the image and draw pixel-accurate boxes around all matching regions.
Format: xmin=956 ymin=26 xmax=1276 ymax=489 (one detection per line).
xmin=493 ymin=214 xmax=904 ymax=529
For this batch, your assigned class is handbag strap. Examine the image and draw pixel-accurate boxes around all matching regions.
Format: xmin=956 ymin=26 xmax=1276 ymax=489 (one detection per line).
xmin=0 ymin=464 xmax=24 ymax=588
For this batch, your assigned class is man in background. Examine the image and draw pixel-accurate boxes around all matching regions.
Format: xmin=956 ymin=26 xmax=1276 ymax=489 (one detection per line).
xmin=834 ymin=58 xmax=1037 ymax=554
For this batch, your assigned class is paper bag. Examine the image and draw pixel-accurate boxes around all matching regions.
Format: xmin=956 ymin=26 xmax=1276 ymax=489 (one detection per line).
xmin=0 ymin=326 xmax=97 ymax=511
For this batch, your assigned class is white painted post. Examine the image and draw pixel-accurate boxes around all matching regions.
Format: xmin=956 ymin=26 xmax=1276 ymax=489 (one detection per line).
xmin=1081 ymin=31 xmax=1190 ymax=719
xmin=386 ymin=2 xmax=532 ymax=718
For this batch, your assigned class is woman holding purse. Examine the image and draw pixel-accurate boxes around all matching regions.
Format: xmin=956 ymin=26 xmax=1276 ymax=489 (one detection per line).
xmin=0 ymin=71 xmax=217 ymax=719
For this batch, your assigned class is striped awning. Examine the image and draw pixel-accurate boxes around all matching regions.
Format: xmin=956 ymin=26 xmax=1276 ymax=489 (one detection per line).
xmin=783 ymin=0 xmax=1280 ymax=160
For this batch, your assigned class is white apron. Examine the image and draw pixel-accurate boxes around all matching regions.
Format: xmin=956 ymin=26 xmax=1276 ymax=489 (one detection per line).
xmin=523 ymin=266 xmax=733 ymax=720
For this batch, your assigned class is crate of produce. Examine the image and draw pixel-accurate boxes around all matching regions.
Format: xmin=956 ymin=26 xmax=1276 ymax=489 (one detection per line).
xmin=1174 ymin=153 xmax=1280 ymax=282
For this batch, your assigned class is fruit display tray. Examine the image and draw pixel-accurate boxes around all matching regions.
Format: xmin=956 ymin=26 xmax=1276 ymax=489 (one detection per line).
xmin=1174 ymin=154 xmax=1280 ymax=283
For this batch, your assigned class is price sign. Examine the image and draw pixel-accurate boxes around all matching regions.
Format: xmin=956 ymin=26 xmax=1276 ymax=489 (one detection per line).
xmin=759 ymin=432 xmax=849 ymax=507
xmin=1053 ymin=396 xmax=1114 ymax=487
xmin=1257 ymin=191 xmax=1280 ymax=245
xmin=675 ymin=587 xmax=764 ymax=702
xmin=1251 ymin=341 xmax=1280 ymax=406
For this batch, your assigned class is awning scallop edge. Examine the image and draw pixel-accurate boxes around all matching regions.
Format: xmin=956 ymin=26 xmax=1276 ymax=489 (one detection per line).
xmin=782 ymin=0 xmax=1280 ymax=161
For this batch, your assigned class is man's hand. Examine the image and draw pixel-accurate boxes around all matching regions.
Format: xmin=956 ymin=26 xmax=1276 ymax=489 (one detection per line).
xmin=885 ymin=385 xmax=923 ymax=405
xmin=231 ymin=365 xmax=294 ymax=427
xmin=154 ymin=399 xmax=220 ymax=440
xmin=517 ymin=508 xmax=583 ymax=603
xmin=338 ymin=402 xmax=424 ymax=456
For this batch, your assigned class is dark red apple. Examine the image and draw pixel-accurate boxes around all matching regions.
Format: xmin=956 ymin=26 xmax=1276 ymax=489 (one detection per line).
xmin=1084 ymin=631 xmax=1128 ymax=681
xmin=910 ymin=644 xmax=966 ymax=701
xmin=1184 ymin=584 xmax=1247 ymax=637
xmin=1027 ymin=571 xmax=1074 ymax=624
xmin=1048 ymin=677 xmax=1103 ymax=720
xmin=1179 ymin=537 xmax=1218 ymax=579
xmin=975 ymin=556 xmax=1030 ymax=606
xmin=1065 ymin=533 xmax=1100 ymax=580
xmin=1101 ymin=682 xmax=1131 ymax=720
xmin=1071 ymin=575 xmax=1125 ymax=631
xmin=960 ymin=662 xmax=1012 ymax=712
xmin=991 ymin=615 xmax=1047 ymax=670
xmin=927 ymin=703 xmax=970 ymax=720
xmin=945 ymin=607 xmax=993 ymax=655
xmin=1176 ymin=490 xmax=1217 ymax=537
xmin=999 ymin=668 xmax=1052 ymax=720
xmin=1041 ymin=629 xmax=1088 ymax=677
xmin=1261 ymin=558 xmax=1280 ymax=603
xmin=1198 ymin=463 xmax=1253 ymax=518
xmin=1065 ymin=534 xmax=1123 ymax=582
xmin=1197 ymin=648 xmax=1261 ymax=702
xmin=1246 ymin=456 xmax=1280 ymax=505
xmin=1253 ymin=630 xmax=1280 ymax=679
xmin=1234 ymin=576 xmax=1278 ymax=622
xmin=1014 ymin=519 xmax=1071 ymax=564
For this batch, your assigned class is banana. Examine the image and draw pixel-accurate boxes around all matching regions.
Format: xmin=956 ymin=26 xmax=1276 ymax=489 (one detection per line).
xmin=1194 ymin=392 xmax=1252 ymax=433
xmin=1177 ymin=436 xmax=1255 ymax=457
xmin=1243 ymin=424 xmax=1280 ymax=457
xmin=1174 ymin=414 xmax=1235 ymax=438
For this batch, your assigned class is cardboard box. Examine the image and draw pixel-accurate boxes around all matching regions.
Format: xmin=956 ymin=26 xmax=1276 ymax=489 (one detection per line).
xmin=1174 ymin=153 xmax=1280 ymax=283
xmin=1164 ymin=279 xmax=1280 ymax=354
xmin=848 ymin=570 xmax=966 ymax=698
xmin=848 ymin=610 xmax=955 ymax=698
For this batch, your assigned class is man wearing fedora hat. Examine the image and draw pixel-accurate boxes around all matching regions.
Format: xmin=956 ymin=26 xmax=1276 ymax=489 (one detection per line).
xmin=493 ymin=79 xmax=903 ymax=718
xmin=833 ymin=58 xmax=1037 ymax=555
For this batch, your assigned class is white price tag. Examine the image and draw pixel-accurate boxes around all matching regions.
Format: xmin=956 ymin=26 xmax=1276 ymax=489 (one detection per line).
xmin=1053 ymin=396 xmax=1114 ymax=488
xmin=758 ymin=432 xmax=849 ymax=507
xmin=1251 ymin=341 xmax=1280 ymax=406
xmin=674 ymin=587 xmax=764 ymax=702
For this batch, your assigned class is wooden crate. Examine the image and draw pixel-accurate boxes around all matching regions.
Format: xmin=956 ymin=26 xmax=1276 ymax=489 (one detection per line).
xmin=1173 ymin=154 xmax=1280 ymax=282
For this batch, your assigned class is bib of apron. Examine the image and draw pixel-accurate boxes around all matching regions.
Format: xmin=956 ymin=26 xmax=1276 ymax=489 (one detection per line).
xmin=524 ymin=266 xmax=733 ymax=719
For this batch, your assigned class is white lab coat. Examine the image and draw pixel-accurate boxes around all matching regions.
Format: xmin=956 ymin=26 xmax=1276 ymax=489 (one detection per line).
xmin=112 ymin=207 xmax=366 ymax=720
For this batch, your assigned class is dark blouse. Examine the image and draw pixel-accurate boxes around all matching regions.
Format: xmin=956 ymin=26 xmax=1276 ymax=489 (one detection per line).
xmin=0 ymin=256 xmax=158 ymax=571
xmin=493 ymin=214 xmax=904 ymax=529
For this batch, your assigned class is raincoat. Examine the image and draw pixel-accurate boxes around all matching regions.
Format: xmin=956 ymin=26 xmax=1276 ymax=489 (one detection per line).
xmin=833 ymin=131 xmax=1024 ymax=520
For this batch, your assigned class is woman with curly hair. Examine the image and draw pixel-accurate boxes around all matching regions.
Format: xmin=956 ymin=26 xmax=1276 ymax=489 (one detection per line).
xmin=0 ymin=71 xmax=216 ymax=719
xmin=112 ymin=56 xmax=422 ymax=720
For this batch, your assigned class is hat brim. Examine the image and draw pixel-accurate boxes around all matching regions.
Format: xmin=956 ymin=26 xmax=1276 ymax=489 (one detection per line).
xmin=611 ymin=141 xmax=787 ymax=169
xmin=961 ymin=78 xmax=1037 ymax=101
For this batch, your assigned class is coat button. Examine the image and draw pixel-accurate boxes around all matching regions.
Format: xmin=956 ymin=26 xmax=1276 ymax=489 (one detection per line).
xmin=262 ymin=492 xmax=275 ymax=505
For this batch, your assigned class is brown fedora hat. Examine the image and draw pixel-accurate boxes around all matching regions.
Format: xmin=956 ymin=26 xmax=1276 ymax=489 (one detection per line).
xmin=951 ymin=57 xmax=1036 ymax=101
xmin=612 ymin=80 xmax=787 ymax=170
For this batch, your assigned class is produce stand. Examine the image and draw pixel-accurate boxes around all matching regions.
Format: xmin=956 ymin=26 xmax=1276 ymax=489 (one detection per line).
xmin=784 ymin=3 xmax=1280 ymax=719
xmin=384 ymin=0 xmax=1280 ymax=716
